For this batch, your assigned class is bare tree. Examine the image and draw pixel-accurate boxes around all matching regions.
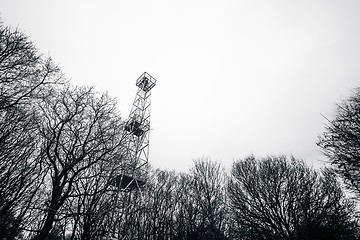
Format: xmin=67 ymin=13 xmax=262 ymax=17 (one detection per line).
xmin=170 ymin=172 xmax=201 ymax=240
xmin=0 ymin=20 xmax=64 ymax=239
xmin=228 ymin=155 xmax=359 ymax=240
xmin=318 ymin=87 xmax=360 ymax=196
xmin=189 ymin=158 xmax=228 ymax=240
xmin=61 ymin=155 xmax=123 ymax=240
xmin=34 ymin=86 xmax=122 ymax=240
xmin=170 ymin=159 xmax=228 ymax=240
xmin=0 ymin=105 xmax=46 ymax=239
xmin=0 ymin=21 xmax=63 ymax=110
xmin=142 ymin=168 xmax=178 ymax=240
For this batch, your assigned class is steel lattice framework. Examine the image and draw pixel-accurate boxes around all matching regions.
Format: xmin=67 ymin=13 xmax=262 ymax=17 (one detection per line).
xmin=113 ymin=72 xmax=156 ymax=191
xmin=99 ymin=72 xmax=156 ymax=240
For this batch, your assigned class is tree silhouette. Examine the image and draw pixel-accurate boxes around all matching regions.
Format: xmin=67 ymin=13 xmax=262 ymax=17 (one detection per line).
xmin=189 ymin=158 xmax=228 ymax=240
xmin=35 ymin=86 xmax=122 ymax=240
xmin=318 ymin=87 xmax=360 ymax=196
xmin=228 ymin=155 xmax=359 ymax=240
xmin=0 ymin=19 xmax=64 ymax=239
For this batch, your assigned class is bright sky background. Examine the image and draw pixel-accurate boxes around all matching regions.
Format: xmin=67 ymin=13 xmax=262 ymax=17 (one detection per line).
xmin=1 ymin=0 xmax=360 ymax=172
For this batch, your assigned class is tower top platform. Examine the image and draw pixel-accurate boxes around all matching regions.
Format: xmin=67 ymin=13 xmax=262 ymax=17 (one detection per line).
xmin=136 ymin=72 xmax=156 ymax=92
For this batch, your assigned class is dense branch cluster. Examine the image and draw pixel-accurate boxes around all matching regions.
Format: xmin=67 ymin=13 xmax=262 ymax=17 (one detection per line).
xmin=318 ymin=88 xmax=360 ymax=195
xmin=0 ymin=20 xmax=359 ymax=240
xmin=228 ymin=156 xmax=358 ymax=240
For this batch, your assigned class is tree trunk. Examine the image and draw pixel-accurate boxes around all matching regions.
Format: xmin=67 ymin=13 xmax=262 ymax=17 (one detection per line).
xmin=36 ymin=182 xmax=62 ymax=240
xmin=36 ymin=206 xmax=57 ymax=240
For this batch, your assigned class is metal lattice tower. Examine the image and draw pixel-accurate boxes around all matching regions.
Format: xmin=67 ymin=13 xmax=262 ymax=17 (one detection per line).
xmin=113 ymin=72 xmax=156 ymax=190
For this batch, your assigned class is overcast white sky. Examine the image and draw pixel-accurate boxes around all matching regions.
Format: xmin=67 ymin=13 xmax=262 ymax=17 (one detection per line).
xmin=1 ymin=0 xmax=360 ymax=172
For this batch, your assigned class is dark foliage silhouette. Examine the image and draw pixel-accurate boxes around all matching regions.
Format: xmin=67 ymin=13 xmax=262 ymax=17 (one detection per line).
xmin=34 ymin=86 xmax=122 ymax=240
xmin=0 ymin=19 xmax=64 ymax=239
xmin=228 ymin=155 xmax=359 ymax=240
xmin=318 ymin=87 xmax=360 ymax=196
